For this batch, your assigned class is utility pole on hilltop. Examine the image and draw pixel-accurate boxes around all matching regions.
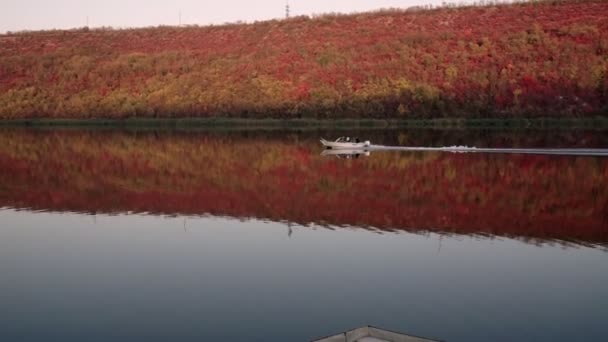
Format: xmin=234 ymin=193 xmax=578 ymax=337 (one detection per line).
xmin=285 ymin=1 xmax=290 ymax=18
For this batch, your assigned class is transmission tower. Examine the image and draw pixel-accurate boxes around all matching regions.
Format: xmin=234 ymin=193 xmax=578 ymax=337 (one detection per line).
xmin=285 ymin=1 xmax=290 ymax=18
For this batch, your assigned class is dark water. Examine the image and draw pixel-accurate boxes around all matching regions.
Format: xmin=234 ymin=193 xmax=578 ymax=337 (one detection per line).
xmin=1 ymin=128 xmax=607 ymax=341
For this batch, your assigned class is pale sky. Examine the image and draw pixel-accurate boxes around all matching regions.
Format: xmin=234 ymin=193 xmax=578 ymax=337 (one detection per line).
xmin=1 ymin=0 xmax=452 ymax=33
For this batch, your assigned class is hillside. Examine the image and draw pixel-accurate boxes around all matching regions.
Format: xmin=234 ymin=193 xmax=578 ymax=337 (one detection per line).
xmin=0 ymin=0 xmax=607 ymax=120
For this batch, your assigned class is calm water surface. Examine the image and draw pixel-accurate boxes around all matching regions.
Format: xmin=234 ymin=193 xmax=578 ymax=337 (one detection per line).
xmin=0 ymin=128 xmax=607 ymax=341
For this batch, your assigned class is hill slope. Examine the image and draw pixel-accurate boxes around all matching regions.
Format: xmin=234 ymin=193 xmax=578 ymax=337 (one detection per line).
xmin=0 ymin=0 xmax=607 ymax=119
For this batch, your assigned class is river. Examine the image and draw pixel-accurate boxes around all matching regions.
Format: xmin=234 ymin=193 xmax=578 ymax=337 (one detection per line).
xmin=0 ymin=128 xmax=607 ymax=341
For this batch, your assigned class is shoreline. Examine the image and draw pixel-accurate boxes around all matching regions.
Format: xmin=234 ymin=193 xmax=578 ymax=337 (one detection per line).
xmin=1 ymin=117 xmax=608 ymax=130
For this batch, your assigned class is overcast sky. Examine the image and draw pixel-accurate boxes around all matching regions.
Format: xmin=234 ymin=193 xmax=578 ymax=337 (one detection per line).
xmin=2 ymin=0 xmax=454 ymax=33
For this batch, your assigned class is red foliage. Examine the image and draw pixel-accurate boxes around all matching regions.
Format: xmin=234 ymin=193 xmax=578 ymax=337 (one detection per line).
xmin=0 ymin=1 xmax=607 ymax=118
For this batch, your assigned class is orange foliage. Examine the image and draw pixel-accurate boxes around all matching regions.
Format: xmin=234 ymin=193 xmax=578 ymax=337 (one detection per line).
xmin=0 ymin=1 xmax=607 ymax=119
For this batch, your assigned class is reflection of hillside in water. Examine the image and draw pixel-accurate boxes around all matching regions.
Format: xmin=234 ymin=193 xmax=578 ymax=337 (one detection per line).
xmin=0 ymin=129 xmax=607 ymax=248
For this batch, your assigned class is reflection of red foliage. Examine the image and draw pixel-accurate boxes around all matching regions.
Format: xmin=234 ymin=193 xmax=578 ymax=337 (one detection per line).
xmin=0 ymin=130 xmax=607 ymax=246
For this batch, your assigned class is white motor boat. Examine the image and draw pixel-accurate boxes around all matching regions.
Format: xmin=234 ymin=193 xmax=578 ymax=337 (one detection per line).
xmin=320 ymin=137 xmax=371 ymax=149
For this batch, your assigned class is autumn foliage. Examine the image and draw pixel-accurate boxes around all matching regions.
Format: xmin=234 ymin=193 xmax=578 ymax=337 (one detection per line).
xmin=0 ymin=0 xmax=607 ymax=119
xmin=0 ymin=129 xmax=606 ymax=247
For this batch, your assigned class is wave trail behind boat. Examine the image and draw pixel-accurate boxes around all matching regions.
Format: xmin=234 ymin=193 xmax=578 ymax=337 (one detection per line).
xmin=367 ymin=145 xmax=608 ymax=157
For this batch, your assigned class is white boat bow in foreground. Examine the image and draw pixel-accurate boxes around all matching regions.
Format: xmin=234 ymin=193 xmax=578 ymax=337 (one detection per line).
xmin=312 ymin=325 xmax=441 ymax=342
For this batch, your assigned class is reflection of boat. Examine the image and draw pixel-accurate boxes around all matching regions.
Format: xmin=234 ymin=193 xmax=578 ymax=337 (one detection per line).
xmin=320 ymin=137 xmax=371 ymax=149
xmin=312 ymin=325 xmax=441 ymax=342
xmin=321 ymin=149 xmax=370 ymax=159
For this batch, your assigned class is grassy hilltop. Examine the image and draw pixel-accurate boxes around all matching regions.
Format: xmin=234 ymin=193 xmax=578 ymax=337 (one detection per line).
xmin=0 ymin=0 xmax=607 ymax=120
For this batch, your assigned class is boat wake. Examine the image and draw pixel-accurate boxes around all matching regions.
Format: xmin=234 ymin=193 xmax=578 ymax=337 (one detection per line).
xmin=368 ymin=145 xmax=608 ymax=156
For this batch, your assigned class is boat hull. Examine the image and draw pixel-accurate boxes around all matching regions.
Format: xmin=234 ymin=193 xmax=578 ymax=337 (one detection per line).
xmin=312 ymin=325 xmax=441 ymax=342
xmin=320 ymin=139 xmax=370 ymax=149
